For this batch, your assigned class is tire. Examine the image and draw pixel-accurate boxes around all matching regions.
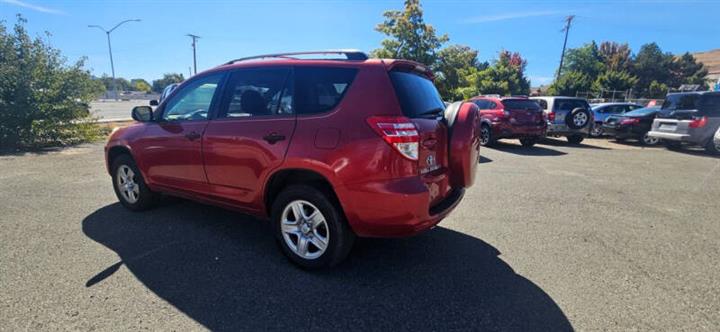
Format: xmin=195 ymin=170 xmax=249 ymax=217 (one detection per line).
xmin=589 ymin=123 xmax=604 ymax=137
xmin=111 ymin=154 xmax=158 ymax=211
xmin=271 ymin=185 xmax=355 ymax=269
xmin=705 ymin=139 xmax=720 ymax=156
xmin=664 ymin=140 xmax=682 ymax=150
xmin=640 ymin=133 xmax=659 ymax=146
xmin=566 ymin=108 xmax=591 ymax=129
xmin=479 ymin=123 xmax=494 ymax=146
xmin=520 ymin=137 xmax=537 ymax=147
xmin=567 ymin=135 xmax=584 ymax=145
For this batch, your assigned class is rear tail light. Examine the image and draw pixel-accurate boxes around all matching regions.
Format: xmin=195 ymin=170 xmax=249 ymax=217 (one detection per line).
xmin=689 ymin=116 xmax=708 ymax=128
xmin=366 ymin=116 xmax=419 ymax=160
xmin=546 ymin=111 xmax=555 ymax=121
xmin=620 ymin=118 xmax=640 ymax=126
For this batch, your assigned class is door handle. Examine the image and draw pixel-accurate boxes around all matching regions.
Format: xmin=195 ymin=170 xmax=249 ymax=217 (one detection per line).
xmin=263 ymin=133 xmax=286 ymax=144
xmin=184 ymin=131 xmax=201 ymax=141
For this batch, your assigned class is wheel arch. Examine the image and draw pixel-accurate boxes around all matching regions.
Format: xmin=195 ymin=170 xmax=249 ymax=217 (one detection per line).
xmin=106 ymin=145 xmax=133 ymax=174
xmin=263 ymin=168 xmax=344 ymax=219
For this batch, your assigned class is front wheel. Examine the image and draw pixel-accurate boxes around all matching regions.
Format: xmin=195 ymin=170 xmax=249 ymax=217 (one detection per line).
xmin=567 ymin=135 xmax=584 ymax=145
xmin=705 ymin=139 xmax=720 ymax=156
xmin=519 ymin=137 xmax=538 ymax=148
xmin=272 ymin=185 xmax=355 ymax=269
xmin=111 ymin=154 xmax=158 ymax=211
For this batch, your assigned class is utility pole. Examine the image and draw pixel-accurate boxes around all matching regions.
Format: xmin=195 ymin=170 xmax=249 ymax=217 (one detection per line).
xmin=89 ymin=19 xmax=141 ymax=100
xmin=187 ymin=34 xmax=200 ymax=75
xmin=556 ymin=15 xmax=575 ymax=81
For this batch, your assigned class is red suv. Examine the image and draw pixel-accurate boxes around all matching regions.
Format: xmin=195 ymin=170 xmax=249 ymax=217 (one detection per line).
xmin=105 ymin=51 xmax=480 ymax=268
xmin=469 ymin=96 xmax=546 ymax=147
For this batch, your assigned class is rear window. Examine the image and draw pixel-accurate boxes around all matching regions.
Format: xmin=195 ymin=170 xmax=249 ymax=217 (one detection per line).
xmin=502 ymin=99 xmax=540 ymax=110
xmin=624 ymin=107 xmax=659 ymax=117
xmin=661 ymin=94 xmax=699 ymax=111
xmin=294 ymin=67 xmax=357 ymax=114
xmin=698 ymin=94 xmax=720 ymax=116
xmin=554 ymin=99 xmax=590 ymax=111
xmin=389 ymin=71 xmax=445 ymax=118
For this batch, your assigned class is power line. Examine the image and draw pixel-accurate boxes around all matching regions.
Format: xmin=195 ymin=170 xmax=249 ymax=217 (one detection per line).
xmin=556 ymin=15 xmax=575 ymax=81
xmin=186 ymin=34 xmax=201 ymax=75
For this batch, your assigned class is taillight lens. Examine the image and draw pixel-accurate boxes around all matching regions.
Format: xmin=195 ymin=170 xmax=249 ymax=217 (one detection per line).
xmin=620 ymin=118 xmax=640 ymax=126
xmin=689 ymin=116 xmax=708 ymax=128
xmin=546 ymin=111 xmax=555 ymax=121
xmin=366 ymin=116 xmax=419 ymax=160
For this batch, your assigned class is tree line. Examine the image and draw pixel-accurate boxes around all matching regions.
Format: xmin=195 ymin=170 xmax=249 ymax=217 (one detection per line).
xmin=97 ymin=73 xmax=185 ymax=94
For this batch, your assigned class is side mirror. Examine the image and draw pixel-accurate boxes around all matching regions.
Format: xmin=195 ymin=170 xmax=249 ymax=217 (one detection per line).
xmin=149 ymin=99 xmax=159 ymax=106
xmin=131 ymin=106 xmax=153 ymax=122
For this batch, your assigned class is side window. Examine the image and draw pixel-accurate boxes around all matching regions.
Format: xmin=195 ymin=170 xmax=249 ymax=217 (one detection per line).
xmin=218 ymin=68 xmax=291 ymax=118
xmin=488 ymin=102 xmax=498 ymax=109
xmin=699 ymin=95 xmax=720 ymax=116
xmin=537 ymin=99 xmax=548 ymax=110
xmin=162 ymin=74 xmax=223 ymax=121
xmin=294 ymin=67 xmax=358 ymax=115
xmin=473 ymin=100 xmax=488 ymax=109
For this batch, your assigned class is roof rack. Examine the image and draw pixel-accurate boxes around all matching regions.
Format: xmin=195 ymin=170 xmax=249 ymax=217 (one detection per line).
xmin=223 ymin=50 xmax=369 ymax=65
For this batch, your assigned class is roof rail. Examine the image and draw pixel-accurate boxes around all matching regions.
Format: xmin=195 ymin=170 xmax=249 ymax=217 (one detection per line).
xmin=223 ymin=50 xmax=368 ymax=65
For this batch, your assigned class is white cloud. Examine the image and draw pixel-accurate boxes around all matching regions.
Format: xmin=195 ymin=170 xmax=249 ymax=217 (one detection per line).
xmin=462 ymin=10 xmax=562 ymax=24
xmin=1 ymin=0 xmax=65 ymax=15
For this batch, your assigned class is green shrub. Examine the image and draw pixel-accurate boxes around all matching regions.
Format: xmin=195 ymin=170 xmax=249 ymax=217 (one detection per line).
xmin=0 ymin=15 xmax=105 ymax=151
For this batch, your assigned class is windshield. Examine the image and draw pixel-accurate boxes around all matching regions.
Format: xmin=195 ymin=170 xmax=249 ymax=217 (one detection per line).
xmin=661 ymin=94 xmax=700 ymax=111
xmin=389 ymin=71 xmax=445 ymax=118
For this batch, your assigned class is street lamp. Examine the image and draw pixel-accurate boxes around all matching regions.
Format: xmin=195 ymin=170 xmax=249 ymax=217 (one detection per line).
xmin=88 ymin=19 xmax=141 ymax=100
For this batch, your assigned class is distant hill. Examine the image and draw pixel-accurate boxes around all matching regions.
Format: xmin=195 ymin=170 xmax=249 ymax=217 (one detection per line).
xmin=693 ymin=49 xmax=720 ymax=82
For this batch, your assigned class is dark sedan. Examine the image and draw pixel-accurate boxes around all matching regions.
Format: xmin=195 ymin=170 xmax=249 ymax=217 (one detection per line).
xmin=602 ymin=107 xmax=661 ymax=145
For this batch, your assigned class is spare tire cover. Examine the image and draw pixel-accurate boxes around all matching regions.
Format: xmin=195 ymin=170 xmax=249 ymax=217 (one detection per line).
xmin=446 ymin=102 xmax=480 ymax=188
xmin=565 ymin=107 xmax=591 ymax=129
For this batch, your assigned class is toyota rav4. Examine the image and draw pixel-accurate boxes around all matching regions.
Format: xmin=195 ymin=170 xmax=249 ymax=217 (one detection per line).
xmin=104 ymin=50 xmax=480 ymax=268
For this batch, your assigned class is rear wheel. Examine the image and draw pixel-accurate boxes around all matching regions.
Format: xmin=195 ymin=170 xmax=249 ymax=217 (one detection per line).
xmin=519 ymin=137 xmax=537 ymax=147
xmin=705 ymin=139 xmax=720 ymax=155
xmin=111 ymin=154 xmax=158 ymax=211
xmin=567 ymin=135 xmax=584 ymax=145
xmin=640 ymin=133 xmax=659 ymax=146
xmin=590 ymin=123 xmax=604 ymax=137
xmin=272 ymin=185 xmax=354 ymax=269
xmin=479 ymin=124 xmax=494 ymax=146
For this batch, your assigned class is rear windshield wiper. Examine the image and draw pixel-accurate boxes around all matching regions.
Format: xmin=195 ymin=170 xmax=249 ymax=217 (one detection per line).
xmin=416 ymin=107 xmax=444 ymax=118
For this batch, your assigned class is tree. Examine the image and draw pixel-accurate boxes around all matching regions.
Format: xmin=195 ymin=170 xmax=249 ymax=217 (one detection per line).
xmin=462 ymin=50 xmax=530 ymax=98
xmin=371 ymin=0 xmax=448 ymax=67
xmin=547 ymin=71 xmax=592 ymax=96
xmin=131 ymin=78 xmax=151 ymax=93
xmin=434 ymin=45 xmax=485 ymax=100
xmin=646 ymin=80 xmax=669 ymax=99
xmin=562 ymin=41 xmax=605 ymax=79
xmin=98 ymin=75 xmax=131 ymax=92
xmin=632 ymin=43 xmax=674 ymax=96
xmin=669 ymin=52 xmax=708 ymax=88
xmin=592 ymin=70 xmax=638 ymax=95
xmin=598 ymin=41 xmax=631 ymax=71
xmin=0 ymin=15 xmax=105 ymax=150
xmin=152 ymin=73 xmax=184 ymax=93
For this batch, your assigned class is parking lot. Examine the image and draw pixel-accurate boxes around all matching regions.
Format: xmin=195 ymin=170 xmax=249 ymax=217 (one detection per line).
xmin=1 ymin=138 xmax=719 ymax=331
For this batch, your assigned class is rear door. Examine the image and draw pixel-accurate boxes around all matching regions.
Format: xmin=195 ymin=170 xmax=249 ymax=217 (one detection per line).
xmin=202 ymin=67 xmax=293 ymax=207
xmin=388 ymin=71 xmax=451 ymax=205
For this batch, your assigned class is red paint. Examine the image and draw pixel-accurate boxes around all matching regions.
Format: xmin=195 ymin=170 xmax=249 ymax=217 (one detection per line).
xmin=106 ymin=57 xmax=478 ymax=237
xmin=469 ymin=96 xmax=547 ymax=139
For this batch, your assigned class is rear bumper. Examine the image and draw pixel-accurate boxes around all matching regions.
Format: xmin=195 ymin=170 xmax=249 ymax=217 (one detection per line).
xmin=339 ymin=177 xmax=465 ymax=237
xmin=602 ymin=125 xmax=643 ymax=139
xmin=647 ymin=131 xmax=691 ymax=141
xmin=490 ymin=121 xmax=546 ymax=139
xmin=546 ymin=122 xmax=589 ymax=136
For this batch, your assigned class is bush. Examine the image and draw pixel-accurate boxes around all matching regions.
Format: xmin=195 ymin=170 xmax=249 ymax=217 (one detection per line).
xmin=0 ymin=15 xmax=105 ymax=151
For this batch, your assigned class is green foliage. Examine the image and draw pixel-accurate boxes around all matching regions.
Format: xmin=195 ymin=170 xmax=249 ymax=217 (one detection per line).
xmin=562 ymin=41 xmax=605 ymax=78
xmin=669 ymin=52 xmax=708 ymax=88
xmin=0 ymin=16 xmax=105 ymax=150
xmin=370 ymin=0 xmax=448 ymax=67
xmin=632 ymin=43 xmax=674 ymax=96
xmin=458 ymin=50 xmax=530 ymax=98
xmin=152 ymin=73 xmax=184 ymax=93
xmin=547 ymin=71 xmax=592 ymax=96
xmin=434 ymin=45 xmax=485 ymax=100
xmin=592 ymin=70 xmax=638 ymax=94
xmin=98 ymin=75 xmax=131 ymax=92
xmin=598 ymin=41 xmax=631 ymax=71
xmin=131 ymin=78 xmax=151 ymax=93
xmin=647 ymin=80 xmax=669 ymax=99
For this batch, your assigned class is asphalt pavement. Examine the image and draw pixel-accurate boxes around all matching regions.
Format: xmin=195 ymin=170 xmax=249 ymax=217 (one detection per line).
xmin=1 ymin=138 xmax=719 ymax=331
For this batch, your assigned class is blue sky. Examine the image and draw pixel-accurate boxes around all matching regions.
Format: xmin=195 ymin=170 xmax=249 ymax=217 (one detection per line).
xmin=2 ymin=0 xmax=719 ymax=86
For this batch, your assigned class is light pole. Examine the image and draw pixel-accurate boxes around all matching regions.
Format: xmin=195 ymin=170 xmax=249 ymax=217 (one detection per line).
xmin=186 ymin=34 xmax=200 ymax=75
xmin=89 ymin=19 xmax=141 ymax=100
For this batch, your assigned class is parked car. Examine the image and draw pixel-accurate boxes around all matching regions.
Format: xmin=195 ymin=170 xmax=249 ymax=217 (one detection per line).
xmin=104 ymin=50 xmax=480 ymax=268
xmin=647 ymin=91 xmax=720 ymax=155
xmin=468 ymin=96 xmax=546 ymax=147
xmin=602 ymin=107 xmax=661 ymax=145
xmin=530 ymin=96 xmax=593 ymax=144
xmin=714 ymin=126 xmax=720 ymax=151
xmin=589 ymin=102 xmax=644 ymax=137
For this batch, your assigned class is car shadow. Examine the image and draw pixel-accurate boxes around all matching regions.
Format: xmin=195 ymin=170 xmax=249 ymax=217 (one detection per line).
xmin=82 ymin=202 xmax=572 ymax=331
xmin=665 ymin=145 xmax=720 ymax=159
xmin=479 ymin=154 xmax=493 ymax=163
xmin=489 ymin=141 xmax=567 ymax=156
xmin=540 ymin=137 xmax=610 ymax=150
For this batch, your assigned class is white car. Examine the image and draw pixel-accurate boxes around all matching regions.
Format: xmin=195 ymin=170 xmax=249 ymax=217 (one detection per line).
xmin=714 ymin=126 xmax=720 ymax=152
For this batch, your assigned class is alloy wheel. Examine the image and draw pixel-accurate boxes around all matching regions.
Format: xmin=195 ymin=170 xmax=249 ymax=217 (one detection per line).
xmin=574 ymin=112 xmax=588 ymax=127
xmin=116 ymin=165 xmax=140 ymax=204
xmin=280 ymin=200 xmax=329 ymax=260
xmin=480 ymin=126 xmax=490 ymax=145
xmin=642 ymin=133 xmax=659 ymax=145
